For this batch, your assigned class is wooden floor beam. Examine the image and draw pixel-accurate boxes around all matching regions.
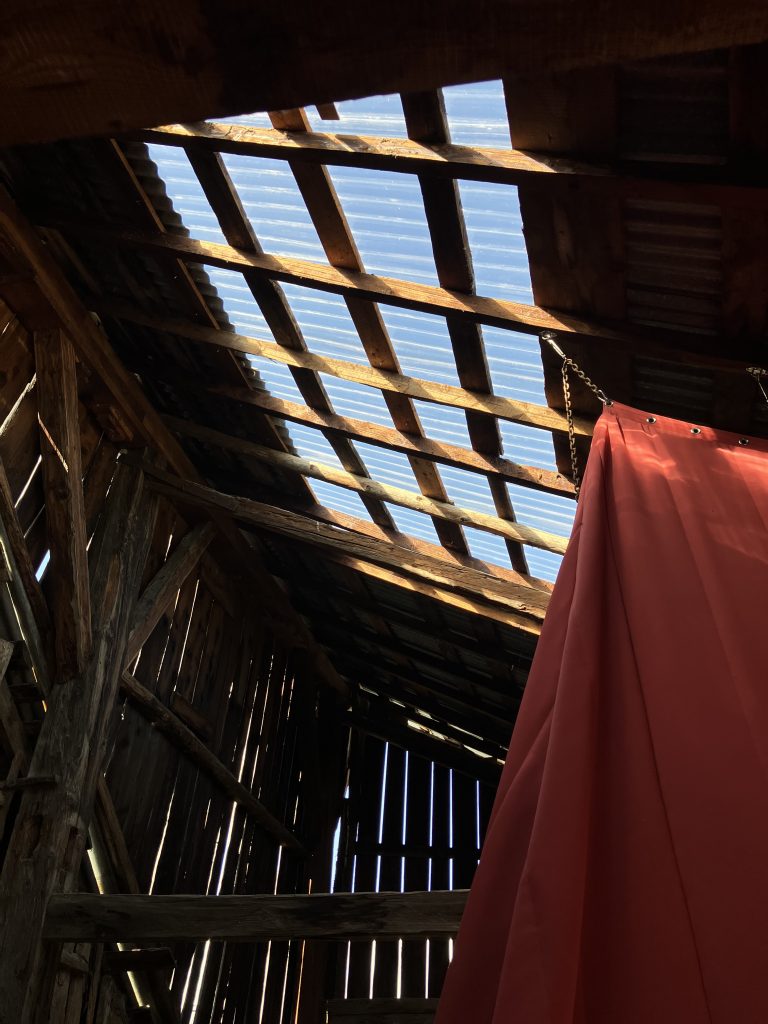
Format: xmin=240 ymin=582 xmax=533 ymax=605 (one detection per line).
xmin=43 ymin=890 xmax=468 ymax=943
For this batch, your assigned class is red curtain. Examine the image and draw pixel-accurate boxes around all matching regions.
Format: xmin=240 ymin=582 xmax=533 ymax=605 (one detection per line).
xmin=436 ymin=402 xmax=768 ymax=1024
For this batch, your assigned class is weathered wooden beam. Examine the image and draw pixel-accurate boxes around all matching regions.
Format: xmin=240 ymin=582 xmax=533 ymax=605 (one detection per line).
xmin=43 ymin=890 xmax=468 ymax=942
xmin=124 ymin=521 xmax=215 ymax=665
xmin=33 ymin=328 xmax=91 ymax=680
xmin=146 ymin=121 xmax=768 ymax=208
xmin=164 ymin=428 xmax=567 ymax=555
xmin=94 ymin=298 xmax=592 ymax=437
xmin=322 ymin=553 xmax=542 ymax=634
xmin=70 ymin=220 xmax=689 ymax=360
xmin=0 ymin=462 xmax=153 ymax=1024
xmin=165 ymin=396 xmax=575 ymax=497
xmin=119 ymin=671 xmax=305 ymax=852
xmin=137 ymin=463 xmax=549 ymax=623
xmin=4 ymin=1 xmax=768 ymax=144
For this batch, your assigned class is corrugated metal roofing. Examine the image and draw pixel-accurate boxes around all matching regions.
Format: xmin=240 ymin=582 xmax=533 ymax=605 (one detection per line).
xmin=146 ymin=81 xmax=576 ymax=582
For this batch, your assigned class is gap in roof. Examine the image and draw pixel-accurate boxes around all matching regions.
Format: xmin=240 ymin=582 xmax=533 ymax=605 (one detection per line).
xmin=457 ymin=180 xmax=533 ymax=303
xmin=505 ymin=482 xmax=576 ymax=539
xmin=220 ymin=154 xmax=327 ymax=261
xmin=326 ymin=166 xmax=439 ymax=285
xmin=524 ymin=546 xmax=563 ymax=585
xmin=442 ymin=81 xmax=512 ymax=148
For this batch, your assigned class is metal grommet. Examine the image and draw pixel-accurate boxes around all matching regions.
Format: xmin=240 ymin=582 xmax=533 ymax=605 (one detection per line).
xmin=739 ymin=438 xmax=750 ymax=446
xmin=646 ymin=416 xmax=656 ymax=424
xmin=691 ymin=427 xmax=702 ymax=435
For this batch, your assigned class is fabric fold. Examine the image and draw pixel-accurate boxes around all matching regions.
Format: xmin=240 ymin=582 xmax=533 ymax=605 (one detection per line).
xmin=436 ymin=403 xmax=768 ymax=1024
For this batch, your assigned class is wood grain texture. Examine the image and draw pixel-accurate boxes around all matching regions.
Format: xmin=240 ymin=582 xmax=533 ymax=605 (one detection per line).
xmin=44 ymin=890 xmax=468 ymax=942
xmin=165 ymin=402 xmax=575 ymax=496
xmin=119 ymin=670 xmax=305 ymax=851
xmin=0 ymin=463 xmax=152 ymax=1024
xmin=34 ymin=329 xmax=90 ymax=680
xmin=2 ymin=1 xmax=768 ymax=143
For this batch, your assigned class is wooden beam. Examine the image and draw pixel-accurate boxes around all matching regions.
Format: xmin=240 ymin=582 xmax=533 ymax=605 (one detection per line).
xmin=137 ymin=463 xmax=550 ymax=622
xmin=163 ymin=426 xmax=567 ymax=555
xmin=321 ymin=553 xmax=541 ymax=634
xmin=165 ymin=397 xmax=575 ymax=497
xmin=125 ymin=521 xmax=215 ymax=665
xmin=146 ymin=121 xmax=768 ymax=208
xmin=4 ymin=1 xmax=768 ymax=144
xmin=119 ymin=670 xmax=304 ymax=852
xmin=71 ymin=221 xmax=700 ymax=358
xmin=94 ymin=298 xmax=592 ymax=437
xmin=0 ymin=191 xmax=348 ymax=698
xmin=33 ymin=328 xmax=91 ymax=679
xmin=0 ymin=462 xmax=153 ymax=1024
xmin=43 ymin=890 xmax=468 ymax=942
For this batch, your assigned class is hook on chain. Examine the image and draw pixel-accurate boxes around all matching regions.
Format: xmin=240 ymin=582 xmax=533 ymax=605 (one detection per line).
xmin=541 ymin=331 xmax=611 ymax=499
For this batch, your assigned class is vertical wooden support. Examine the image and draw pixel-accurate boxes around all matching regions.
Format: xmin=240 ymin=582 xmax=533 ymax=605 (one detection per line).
xmin=0 ymin=461 xmax=154 ymax=1024
xmin=34 ymin=329 xmax=91 ymax=680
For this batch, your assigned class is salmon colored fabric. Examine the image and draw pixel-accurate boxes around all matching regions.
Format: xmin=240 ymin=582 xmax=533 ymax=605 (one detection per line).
xmin=436 ymin=402 xmax=768 ymax=1024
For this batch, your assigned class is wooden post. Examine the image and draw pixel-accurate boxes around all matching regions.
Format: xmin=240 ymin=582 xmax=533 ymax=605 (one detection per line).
xmin=34 ymin=329 xmax=91 ymax=680
xmin=0 ymin=462 xmax=154 ymax=1024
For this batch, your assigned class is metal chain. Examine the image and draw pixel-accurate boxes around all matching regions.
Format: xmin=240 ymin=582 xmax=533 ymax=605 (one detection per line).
xmin=560 ymin=358 xmax=582 ymax=498
xmin=541 ymin=330 xmax=611 ymax=500
xmin=747 ymin=366 xmax=768 ymax=406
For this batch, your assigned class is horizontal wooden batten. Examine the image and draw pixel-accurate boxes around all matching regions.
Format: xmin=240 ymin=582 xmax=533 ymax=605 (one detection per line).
xmin=166 ymin=399 xmax=575 ymax=497
xmin=93 ymin=297 xmax=592 ymax=437
xmin=136 ymin=463 xmax=550 ymax=624
xmin=318 ymin=554 xmax=542 ymax=634
xmin=162 ymin=423 xmax=568 ymax=555
xmin=66 ymin=222 xmax=692 ymax=366
xmin=43 ymin=890 xmax=468 ymax=942
xmin=144 ymin=122 xmax=768 ymax=208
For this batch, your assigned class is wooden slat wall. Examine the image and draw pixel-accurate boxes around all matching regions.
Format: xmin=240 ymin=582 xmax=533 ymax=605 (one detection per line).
xmin=325 ymin=733 xmax=495 ymax=1010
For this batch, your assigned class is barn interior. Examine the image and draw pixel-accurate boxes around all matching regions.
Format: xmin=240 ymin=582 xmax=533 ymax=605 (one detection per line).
xmin=1 ymin=8 xmax=767 ymax=1024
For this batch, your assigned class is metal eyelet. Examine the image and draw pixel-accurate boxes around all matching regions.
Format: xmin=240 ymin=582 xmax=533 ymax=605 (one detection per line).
xmin=646 ymin=416 xmax=656 ymax=424
xmin=691 ymin=427 xmax=701 ymax=435
xmin=738 ymin=438 xmax=750 ymax=446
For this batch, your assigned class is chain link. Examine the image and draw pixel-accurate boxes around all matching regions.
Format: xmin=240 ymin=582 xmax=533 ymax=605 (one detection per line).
xmin=747 ymin=366 xmax=768 ymax=406
xmin=541 ymin=331 xmax=610 ymax=500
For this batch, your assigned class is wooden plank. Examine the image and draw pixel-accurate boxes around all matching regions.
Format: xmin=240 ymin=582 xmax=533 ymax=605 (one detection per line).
xmin=165 ymin=396 xmax=575 ymax=496
xmin=138 ymin=464 xmax=550 ymax=619
xmin=95 ymin=299 xmax=592 ymax=437
xmin=0 ymin=463 xmax=152 ymax=1024
xmin=119 ymin=670 xmax=304 ymax=852
xmin=148 ymin=120 xmax=768 ymax=208
xmin=158 ymin=428 xmax=567 ymax=555
xmin=4 ymin=0 xmax=768 ymax=144
xmin=322 ymin=555 xmax=540 ymax=634
xmin=33 ymin=329 xmax=91 ymax=680
xmin=73 ymin=220 xmax=737 ymax=356
xmin=124 ymin=521 xmax=215 ymax=665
